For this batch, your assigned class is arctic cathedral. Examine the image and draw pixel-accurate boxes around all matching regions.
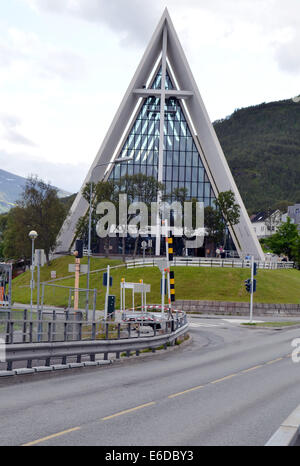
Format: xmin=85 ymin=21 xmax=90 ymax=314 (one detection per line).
xmin=56 ymin=9 xmax=264 ymax=261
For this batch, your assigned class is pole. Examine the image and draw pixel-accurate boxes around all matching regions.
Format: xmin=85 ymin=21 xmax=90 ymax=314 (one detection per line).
xmin=74 ymin=257 xmax=80 ymax=311
xmin=140 ymin=279 xmax=144 ymax=314
xmin=164 ymin=219 xmax=172 ymax=317
xmin=36 ymin=250 xmax=41 ymax=314
xmin=30 ymin=238 xmax=34 ymax=321
xmin=104 ymin=265 xmax=110 ymax=320
xmin=120 ymin=281 xmax=123 ymax=313
xmin=250 ymin=255 xmax=254 ymax=323
xmin=161 ymin=268 xmax=165 ymax=319
xmin=86 ymin=181 xmax=93 ymax=319
xmin=85 ymin=157 xmax=133 ymax=313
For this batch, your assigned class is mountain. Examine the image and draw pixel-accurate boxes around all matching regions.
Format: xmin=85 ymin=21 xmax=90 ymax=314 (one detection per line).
xmin=214 ymin=97 xmax=300 ymax=214
xmin=0 ymin=169 xmax=71 ymax=214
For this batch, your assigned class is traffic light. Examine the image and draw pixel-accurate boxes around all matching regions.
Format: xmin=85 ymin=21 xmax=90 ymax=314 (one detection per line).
xmin=244 ymin=278 xmax=251 ymax=293
xmin=75 ymin=239 xmax=83 ymax=259
xmin=107 ymin=295 xmax=115 ymax=316
xmin=253 ymin=262 xmax=257 ymax=276
xmin=252 ymin=279 xmax=257 ymax=293
xmin=103 ymin=273 xmax=113 ymax=287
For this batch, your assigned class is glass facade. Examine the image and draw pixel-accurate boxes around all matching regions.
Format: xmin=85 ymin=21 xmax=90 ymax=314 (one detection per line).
xmin=109 ymin=69 xmax=216 ymax=208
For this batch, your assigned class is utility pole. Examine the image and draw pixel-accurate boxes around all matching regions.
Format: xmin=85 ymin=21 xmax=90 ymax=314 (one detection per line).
xmin=250 ymin=256 xmax=254 ymax=323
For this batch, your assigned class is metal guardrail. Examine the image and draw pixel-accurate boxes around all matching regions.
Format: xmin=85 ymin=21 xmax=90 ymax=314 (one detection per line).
xmin=126 ymin=257 xmax=294 ymax=270
xmin=0 ymin=311 xmax=188 ymax=372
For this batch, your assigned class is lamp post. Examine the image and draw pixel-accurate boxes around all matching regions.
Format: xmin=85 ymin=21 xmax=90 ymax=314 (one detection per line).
xmin=29 ymin=230 xmax=38 ymax=320
xmin=85 ymin=156 xmax=133 ymax=318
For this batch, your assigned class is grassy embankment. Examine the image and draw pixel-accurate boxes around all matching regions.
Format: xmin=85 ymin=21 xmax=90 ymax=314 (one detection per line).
xmin=10 ymin=256 xmax=300 ymax=310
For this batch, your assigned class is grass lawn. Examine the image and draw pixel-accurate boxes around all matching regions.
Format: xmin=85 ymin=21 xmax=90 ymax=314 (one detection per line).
xmin=11 ymin=256 xmax=300 ymax=310
xmin=242 ymin=321 xmax=300 ymax=327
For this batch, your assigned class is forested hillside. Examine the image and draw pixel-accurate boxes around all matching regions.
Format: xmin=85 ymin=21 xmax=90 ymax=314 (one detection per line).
xmin=0 ymin=169 xmax=71 ymax=213
xmin=214 ymin=98 xmax=300 ymax=214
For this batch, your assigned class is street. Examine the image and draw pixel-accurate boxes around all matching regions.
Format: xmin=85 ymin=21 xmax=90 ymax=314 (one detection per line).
xmin=0 ymin=316 xmax=300 ymax=446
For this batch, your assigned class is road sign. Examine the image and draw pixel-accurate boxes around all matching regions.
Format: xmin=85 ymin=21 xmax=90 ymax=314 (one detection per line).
xmin=68 ymin=264 xmax=88 ymax=273
xmin=34 ymin=249 xmax=46 ymax=267
xmin=122 ymin=282 xmax=151 ymax=293
xmin=154 ymin=259 xmax=168 ymax=273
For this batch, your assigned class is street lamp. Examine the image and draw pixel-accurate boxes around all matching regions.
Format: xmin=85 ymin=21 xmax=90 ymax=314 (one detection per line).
xmin=29 ymin=230 xmax=38 ymax=320
xmin=85 ymin=156 xmax=133 ymax=318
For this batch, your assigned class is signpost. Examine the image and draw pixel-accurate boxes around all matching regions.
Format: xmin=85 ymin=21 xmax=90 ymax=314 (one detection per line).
xmin=120 ymin=279 xmax=151 ymax=313
xmin=141 ymin=241 xmax=147 ymax=261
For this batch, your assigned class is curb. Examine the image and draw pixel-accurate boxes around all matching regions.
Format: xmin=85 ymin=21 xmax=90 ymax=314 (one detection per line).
xmin=0 ymin=360 xmax=112 ymax=379
xmin=265 ymin=404 xmax=300 ymax=446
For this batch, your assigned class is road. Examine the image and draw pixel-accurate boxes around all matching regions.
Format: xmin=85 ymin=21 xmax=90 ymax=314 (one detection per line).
xmin=1 ymin=316 xmax=300 ymax=446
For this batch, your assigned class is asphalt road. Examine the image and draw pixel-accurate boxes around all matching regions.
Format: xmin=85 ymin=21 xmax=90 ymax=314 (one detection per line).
xmin=1 ymin=316 xmax=300 ymax=446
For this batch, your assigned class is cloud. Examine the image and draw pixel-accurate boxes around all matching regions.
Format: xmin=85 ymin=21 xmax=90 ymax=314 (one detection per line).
xmin=274 ymin=30 xmax=300 ymax=74
xmin=0 ymin=114 xmax=37 ymax=147
xmin=0 ymin=27 xmax=86 ymax=81
xmin=24 ymin=0 xmax=300 ymax=76
xmin=25 ymin=0 xmax=161 ymax=46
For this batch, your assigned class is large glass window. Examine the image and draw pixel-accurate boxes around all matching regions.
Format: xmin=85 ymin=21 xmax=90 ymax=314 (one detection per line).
xmin=109 ymin=69 xmax=216 ymax=210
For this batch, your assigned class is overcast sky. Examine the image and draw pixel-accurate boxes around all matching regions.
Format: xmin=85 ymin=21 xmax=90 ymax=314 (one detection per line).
xmin=1 ymin=0 xmax=299 ymax=193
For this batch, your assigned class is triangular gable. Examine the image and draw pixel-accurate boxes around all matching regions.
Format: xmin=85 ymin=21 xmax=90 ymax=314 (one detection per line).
xmin=57 ymin=8 xmax=264 ymax=261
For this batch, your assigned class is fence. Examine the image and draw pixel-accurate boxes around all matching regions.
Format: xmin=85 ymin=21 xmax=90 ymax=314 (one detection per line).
xmin=0 ymin=310 xmax=188 ymax=372
xmin=40 ymin=284 xmax=100 ymax=318
xmin=126 ymin=257 xmax=294 ymax=270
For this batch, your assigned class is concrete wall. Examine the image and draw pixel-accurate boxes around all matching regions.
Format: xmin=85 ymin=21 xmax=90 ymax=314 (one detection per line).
xmin=175 ymin=299 xmax=300 ymax=316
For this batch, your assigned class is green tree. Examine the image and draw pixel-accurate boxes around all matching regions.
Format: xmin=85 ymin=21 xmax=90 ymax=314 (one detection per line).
xmin=0 ymin=213 xmax=9 ymax=260
xmin=214 ymin=190 xmax=240 ymax=247
xmin=3 ymin=176 xmax=66 ymax=264
xmin=76 ymin=179 xmax=118 ymax=257
xmin=77 ymin=174 xmax=165 ymax=259
xmin=264 ymin=217 xmax=299 ymax=260
xmin=204 ymin=206 xmax=224 ymax=247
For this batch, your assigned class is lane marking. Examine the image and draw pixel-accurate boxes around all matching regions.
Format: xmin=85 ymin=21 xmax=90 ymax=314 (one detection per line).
xmin=266 ymin=357 xmax=283 ymax=365
xmin=210 ymin=373 xmax=238 ymax=384
xmin=242 ymin=364 xmax=263 ymax=373
xmin=22 ymin=427 xmax=81 ymax=447
xmin=168 ymin=385 xmax=204 ymax=399
xmin=21 ymin=352 xmax=291 ymax=445
xmin=189 ymin=322 xmax=220 ymax=328
xmin=223 ymin=319 xmax=264 ymax=324
xmin=101 ymin=402 xmax=156 ymax=421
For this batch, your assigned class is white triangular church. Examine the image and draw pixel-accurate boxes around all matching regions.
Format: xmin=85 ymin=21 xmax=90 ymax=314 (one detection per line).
xmin=57 ymin=9 xmax=264 ymax=261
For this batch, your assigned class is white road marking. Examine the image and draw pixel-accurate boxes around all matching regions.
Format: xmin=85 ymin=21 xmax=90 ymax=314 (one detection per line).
xmin=223 ymin=319 xmax=264 ymax=324
xmin=188 ymin=322 xmax=220 ymax=328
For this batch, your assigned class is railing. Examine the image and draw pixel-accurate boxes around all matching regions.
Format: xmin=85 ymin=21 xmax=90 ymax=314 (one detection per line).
xmin=126 ymin=257 xmax=294 ymax=270
xmin=0 ymin=310 xmax=188 ymax=373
